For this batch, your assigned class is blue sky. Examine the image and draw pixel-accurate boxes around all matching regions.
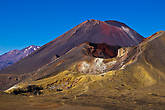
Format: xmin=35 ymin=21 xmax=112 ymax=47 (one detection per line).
xmin=0 ymin=0 xmax=165 ymax=55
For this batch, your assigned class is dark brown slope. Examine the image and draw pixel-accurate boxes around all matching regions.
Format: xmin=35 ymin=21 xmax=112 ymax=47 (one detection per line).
xmin=25 ymin=42 xmax=123 ymax=81
xmin=0 ymin=19 xmax=144 ymax=74
xmin=0 ymin=42 xmax=120 ymax=90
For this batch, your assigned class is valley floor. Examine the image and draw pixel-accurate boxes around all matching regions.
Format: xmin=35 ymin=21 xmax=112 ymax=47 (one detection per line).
xmin=1 ymin=85 xmax=165 ymax=110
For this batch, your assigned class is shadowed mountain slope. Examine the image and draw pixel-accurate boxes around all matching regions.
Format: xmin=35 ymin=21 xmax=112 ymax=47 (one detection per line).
xmin=0 ymin=19 xmax=143 ymax=74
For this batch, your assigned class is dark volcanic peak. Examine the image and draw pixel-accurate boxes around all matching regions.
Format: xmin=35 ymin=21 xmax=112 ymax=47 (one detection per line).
xmin=0 ymin=45 xmax=40 ymax=70
xmin=44 ymin=19 xmax=143 ymax=48
xmin=0 ymin=19 xmax=144 ymax=74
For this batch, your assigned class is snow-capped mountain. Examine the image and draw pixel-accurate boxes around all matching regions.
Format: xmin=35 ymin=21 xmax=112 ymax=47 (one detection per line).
xmin=21 ymin=45 xmax=40 ymax=56
xmin=0 ymin=45 xmax=40 ymax=70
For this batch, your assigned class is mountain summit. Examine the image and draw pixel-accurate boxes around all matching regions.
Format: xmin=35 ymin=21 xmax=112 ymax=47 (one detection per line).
xmin=0 ymin=19 xmax=144 ymax=75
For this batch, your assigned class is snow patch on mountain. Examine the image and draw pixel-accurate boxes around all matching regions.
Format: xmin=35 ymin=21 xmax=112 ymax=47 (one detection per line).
xmin=121 ymin=26 xmax=138 ymax=43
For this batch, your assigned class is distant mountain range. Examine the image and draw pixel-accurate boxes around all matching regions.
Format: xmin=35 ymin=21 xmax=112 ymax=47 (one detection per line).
xmin=0 ymin=45 xmax=40 ymax=71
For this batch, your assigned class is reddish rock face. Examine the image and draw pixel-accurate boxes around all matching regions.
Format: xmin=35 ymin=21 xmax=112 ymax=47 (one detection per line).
xmin=0 ymin=19 xmax=144 ymax=74
xmin=87 ymin=43 xmax=120 ymax=58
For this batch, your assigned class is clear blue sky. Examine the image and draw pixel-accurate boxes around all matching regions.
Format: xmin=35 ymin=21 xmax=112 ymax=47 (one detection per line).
xmin=0 ymin=0 xmax=165 ymax=55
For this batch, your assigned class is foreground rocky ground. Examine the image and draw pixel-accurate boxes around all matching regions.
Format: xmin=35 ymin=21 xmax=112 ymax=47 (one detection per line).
xmin=1 ymin=85 xmax=165 ymax=110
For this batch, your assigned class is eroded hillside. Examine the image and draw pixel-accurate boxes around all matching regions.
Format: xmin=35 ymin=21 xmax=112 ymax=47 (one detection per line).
xmin=6 ymin=31 xmax=165 ymax=95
